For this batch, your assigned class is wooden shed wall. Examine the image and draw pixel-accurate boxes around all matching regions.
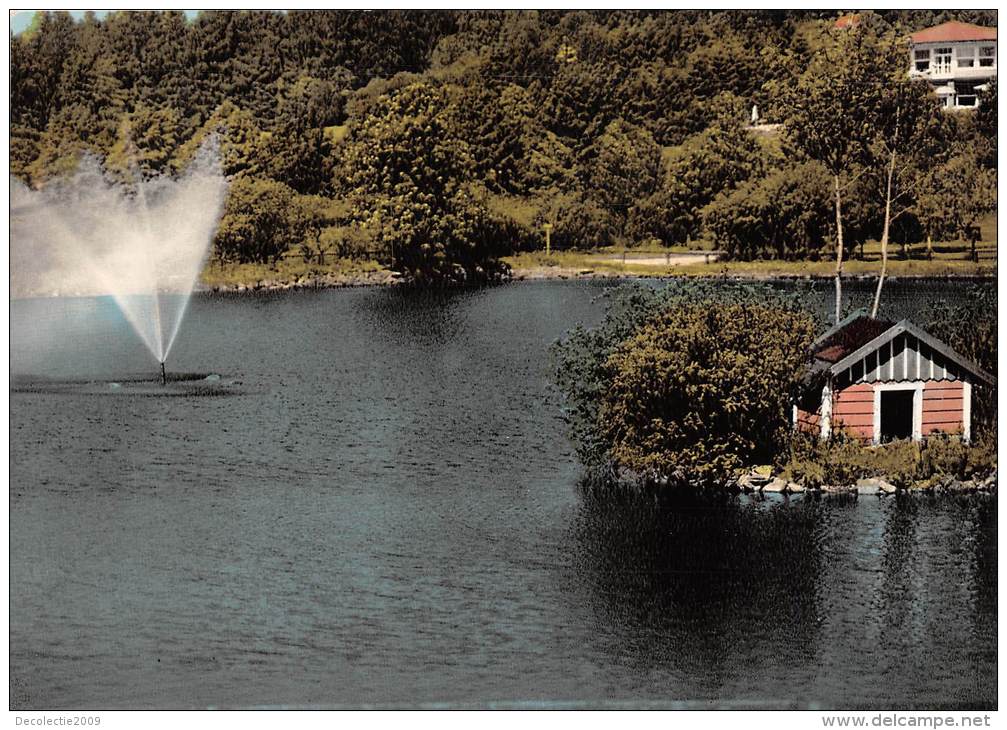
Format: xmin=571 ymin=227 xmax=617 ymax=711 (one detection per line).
xmin=797 ymin=379 xmax=967 ymax=441
xmin=831 ymin=382 xmax=874 ymax=440
xmin=922 ymin=380 xmax=965 ymax=435
xmin=796 ymin=407 xmax=820 ymax=434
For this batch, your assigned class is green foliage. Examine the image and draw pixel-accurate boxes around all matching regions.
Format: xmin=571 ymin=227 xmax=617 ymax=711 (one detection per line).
xmin=926 ymin=284 xmax=997 ymax=434
xmin=263 ymin=76 xmax=343 ymax=194
xmin=915 ymin=153 xmax=996 ymax=244
xmin=542 ymin=192 xmax=617 ymax=250
xmin=780 ymin=432 xmax=917 ymax=488
xmin=926 ymin=285 xmax=996 ymax=378
xmin=448 ymin=82 xmax=574 ymax=196
xmin=214 ymin=176 xmax=303 ymax=263
xmin=648 ymin=122 xmax=766 ymax=245
xmin=975 ymin=79 xmax=997 ymax=167
xmin=106 ymin=104 xmax=188 ymax=176
xmin=583 ymin=120 xmax=661 ymax=215
xmin=9 ymin=9 xmax=997 ymax=278
xmin=552 ymin=282 xmax=820 ymax=486
xmin=704 ymin=161 xmax=832 ymax=260
xmin=335 ymin=81 xmax=510 ymax=285
xmin=778 ymin=430 xmax=995 ymax=488
xmin=776 ymin=26 xmax=893 ymax=178
xmin=599 ymin=303 xmax=816 ymax=485
xmin=172 ymin=101 xmax=267 ymax=179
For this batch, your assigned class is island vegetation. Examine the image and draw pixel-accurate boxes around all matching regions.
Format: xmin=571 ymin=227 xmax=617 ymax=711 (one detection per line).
xmin=10 ymin=10 xmax=997 ymax=288
xmin=551 ymin=281 xmax=997 ymax=494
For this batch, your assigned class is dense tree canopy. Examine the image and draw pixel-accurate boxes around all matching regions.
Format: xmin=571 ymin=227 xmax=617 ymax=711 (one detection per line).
xmin=10 ymin=9 xmax=997 ymax=284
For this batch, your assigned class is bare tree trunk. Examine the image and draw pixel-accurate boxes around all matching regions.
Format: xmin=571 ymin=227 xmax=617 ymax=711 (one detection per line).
xmin=871 ymin=147 xmax=897 ymax=318
xmin=833 ymin=174 xmax=844 ymax=325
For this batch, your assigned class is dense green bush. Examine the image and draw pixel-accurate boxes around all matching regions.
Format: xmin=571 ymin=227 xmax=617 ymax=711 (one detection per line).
xmin=335 ymin=81 xmax=510 ymax=285
xmin=548 ymin=194 xmax=617 ymax=250
xmin=552 ymin=282 xmax=819 ymax=487
xmin=779 ymin=432 xmax=918 ymax=488
xmin=647 ymin=122 xmax=766 ymax=245
xmin=582 ymin=119 xmax=661 ymax=215
xmin=598 ymin=303 xmax=816 ymax=485
xmin=213 ymin=176 xmax=302 ymax=263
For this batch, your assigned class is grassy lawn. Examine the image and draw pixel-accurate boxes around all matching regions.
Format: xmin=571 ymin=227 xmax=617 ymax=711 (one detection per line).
xmin=505 ymin=247 xmax=995 ymax=279
xmin=671 ymin=257 xmax=995 ymax=278
xmin=200 ymin=215 xmax=997 ymax=288
xmin=203 ymin=246 xmax=995 ymax=289
xmin=507 ymin=216 xmax=997 ymax=279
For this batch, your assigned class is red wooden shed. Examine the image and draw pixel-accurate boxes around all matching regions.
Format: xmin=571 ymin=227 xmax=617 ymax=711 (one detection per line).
xmin=795 ymin=312 xmax=995 ymax=443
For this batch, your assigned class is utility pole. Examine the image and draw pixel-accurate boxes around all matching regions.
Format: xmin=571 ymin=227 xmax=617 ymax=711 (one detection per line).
xmin=543 ymin=223 xmax=553 ymax=256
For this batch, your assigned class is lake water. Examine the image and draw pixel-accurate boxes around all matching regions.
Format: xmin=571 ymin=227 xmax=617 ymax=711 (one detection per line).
xmin=9 ymin=279 xmax=997 ymax=709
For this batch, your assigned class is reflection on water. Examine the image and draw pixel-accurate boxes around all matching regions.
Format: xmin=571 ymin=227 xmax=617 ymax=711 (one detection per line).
xmin=566 ymin=490 xmax=995 ymax=708
xmin=567 ymin=492 xmax=822 ymax=700
xmin=9 ymin=280 xmax=996 ymax=709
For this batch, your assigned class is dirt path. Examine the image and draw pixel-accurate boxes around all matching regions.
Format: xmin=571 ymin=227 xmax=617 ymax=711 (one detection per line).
xmin=599 ymin=253 xmax=720 ymax=266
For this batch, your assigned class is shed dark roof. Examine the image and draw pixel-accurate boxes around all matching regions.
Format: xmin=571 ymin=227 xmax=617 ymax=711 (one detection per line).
xmin=813 ymin=312 xmax=896 ymax=364
xmin=810 ymin=312 xmax=995 ymax=387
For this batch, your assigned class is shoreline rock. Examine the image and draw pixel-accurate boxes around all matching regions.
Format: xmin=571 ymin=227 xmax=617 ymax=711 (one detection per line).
xmin=755 ymin=470 xmax=996 ymax=500
xmin=202 ymin=270 xmax=398 ymax=293
xmin=856 ymin=477 xmax=898 ymax=496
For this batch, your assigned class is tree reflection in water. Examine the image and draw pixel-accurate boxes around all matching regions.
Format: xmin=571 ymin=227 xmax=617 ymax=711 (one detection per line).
xmin=563 ymin=487 xmax=995 ymax=708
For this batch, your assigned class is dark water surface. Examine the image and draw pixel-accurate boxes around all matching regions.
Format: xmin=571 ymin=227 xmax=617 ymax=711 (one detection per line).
xmin=10 ymin=280 xmax=996 ymax=709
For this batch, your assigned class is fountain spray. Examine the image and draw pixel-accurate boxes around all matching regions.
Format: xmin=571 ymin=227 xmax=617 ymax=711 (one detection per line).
xmin=160 ymin=361 xmax=167 ymax=386
xmin=9 ymin=136 xmax=226 ymax=378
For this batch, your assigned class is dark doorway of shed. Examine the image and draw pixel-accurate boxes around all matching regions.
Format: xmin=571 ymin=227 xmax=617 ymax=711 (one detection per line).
xmin=880 ymin=390 xmax=914 ymax=442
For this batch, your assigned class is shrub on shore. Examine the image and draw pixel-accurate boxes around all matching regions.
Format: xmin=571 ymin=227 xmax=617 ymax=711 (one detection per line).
xmin=552 ymin=281 xmax=819 ymax=487
xmin=777 ymin=430 xmax=997 ymax=490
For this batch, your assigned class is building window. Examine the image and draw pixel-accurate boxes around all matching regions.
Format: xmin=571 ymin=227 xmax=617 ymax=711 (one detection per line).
xmin=980 ymin=46 xmax=996 ymax=67
xmin=934 ymin=47 xmax=952 ymax=73
xmin=957 ymin=45 xmax=976 ymax=68
xmin=956 ymin=80 xmax=981 ymax=107
xmin=914 ymin=48 xmax=930 ymax=71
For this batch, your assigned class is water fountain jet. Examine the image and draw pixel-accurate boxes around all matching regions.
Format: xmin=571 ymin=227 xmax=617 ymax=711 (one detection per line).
xmin=11 ymin=137 xmax=227 ymax=379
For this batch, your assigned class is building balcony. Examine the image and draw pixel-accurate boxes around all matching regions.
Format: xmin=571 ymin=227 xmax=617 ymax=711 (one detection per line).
xmin=911 ymin=65 xmax=997 ymax=82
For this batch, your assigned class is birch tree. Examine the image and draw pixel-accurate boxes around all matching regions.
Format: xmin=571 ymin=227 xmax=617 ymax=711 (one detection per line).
xmin=777 ymin=29 xmax=882 ymax=324
xmin=869 ymin=56 xmax=943 ymax=318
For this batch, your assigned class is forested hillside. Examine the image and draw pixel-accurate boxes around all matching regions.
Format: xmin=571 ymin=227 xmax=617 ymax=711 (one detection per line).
xmin=10 ymin=10 xmax=998 ymax=284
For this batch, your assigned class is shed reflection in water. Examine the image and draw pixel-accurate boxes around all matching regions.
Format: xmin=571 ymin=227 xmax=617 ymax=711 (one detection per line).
xmin=567 ymin=490 xmax=994 ymax=708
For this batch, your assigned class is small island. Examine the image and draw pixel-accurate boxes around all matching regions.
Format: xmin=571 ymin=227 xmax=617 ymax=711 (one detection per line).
xmin=552 ymin=281 xmax=996 ymax=496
